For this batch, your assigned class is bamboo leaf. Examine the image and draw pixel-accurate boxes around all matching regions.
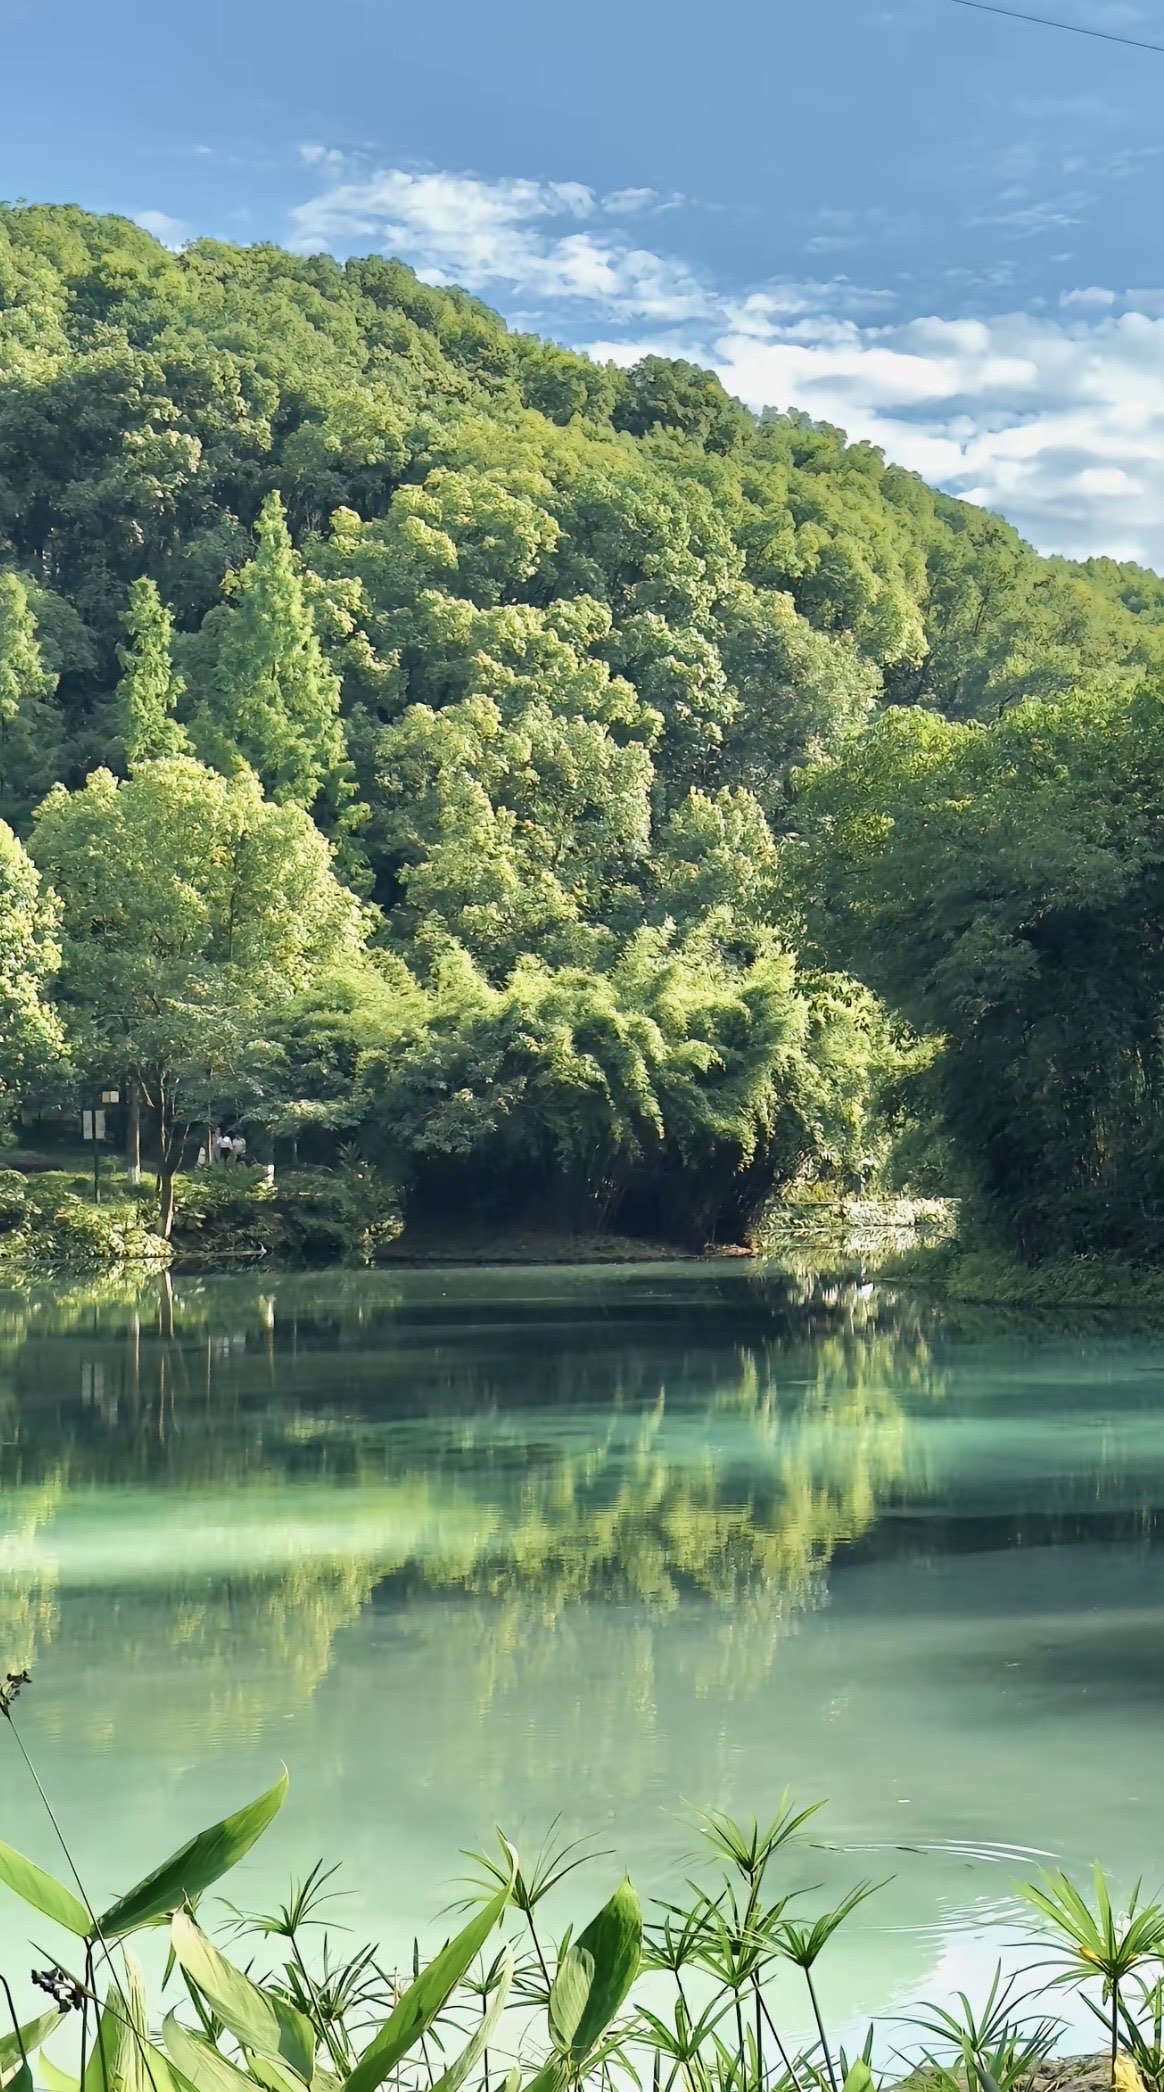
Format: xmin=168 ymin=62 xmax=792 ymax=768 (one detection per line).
xmin=246 ymin=2060 xmax=305 ymax=2092
xmin=429 ymin=1946 xmax=513 ymax=2092
xmin=82 ymin=1994 xmax=122 ymax=2092
xmin=516 ymin=2065 xmax=562 ymax=2092
xmin=163 ymin=2019 xmax=254 ymax=2092
xmin=97 ymin=1774 xmax=288 ymax=1939
xmin=560 ymin=1877 xmax=642 ymax=2066
xmin=39 ymin=2060 xmax=80 ymax=2092
xmin=0 ymin=2015 xmax=61 ymax=2086
xmin=548 ymin=1950 xmax=593 ymax=2054
xmin=341 ymin=1862 xmax=514 ymax=2092
xmin=119 ymin=1958 xmax=193 ymax=2092
xmin=170 ymin=1912 xmax=314 ymax=2084
xmin=842 ymin=2065 xmax=875 ymax=2092
xmin=0 ymin=1843 xmax=89 ymax=1937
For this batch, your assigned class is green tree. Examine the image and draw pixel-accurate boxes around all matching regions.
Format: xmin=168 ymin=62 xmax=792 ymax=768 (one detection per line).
xmin=190 ymin=492 xmax=346 ymax=808
xmin=798 ymin=686 xmax=1164 ymax=1256
xmin=0 ymin=569 xmax=62 ymax=825
xmin=0 ymin=817 xmax=64 ymax=1117
xmin=31 ymin=758 xmax=367 ymax=1235
xmin=116 ymin=576 xmax=188 ymax=766
xmin=360 ymin=928 xmax=885 ymax=1245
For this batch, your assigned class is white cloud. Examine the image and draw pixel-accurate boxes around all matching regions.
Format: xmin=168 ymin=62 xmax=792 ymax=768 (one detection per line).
xmin=590 ymin=300 xmax=1164 ymax=563
xmin=602 ymin=187 xmax=665 ymax=214
xmin=287 ymin=155 xmax=1164 ymax=566
xmin=299 ymin=143 xmax=347 ymax=176
xmin=133 ymin=210 xmax=190 ymax=249
xmin=290 ymin=164 xmax=712 ymax=323
xmin=707 ymin=305 xmax=1164 ymax=565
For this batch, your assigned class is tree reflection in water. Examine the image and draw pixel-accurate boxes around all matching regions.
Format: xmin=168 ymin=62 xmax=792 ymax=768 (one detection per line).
xmin=0 ymin=1266 xmax=946 ymax=1749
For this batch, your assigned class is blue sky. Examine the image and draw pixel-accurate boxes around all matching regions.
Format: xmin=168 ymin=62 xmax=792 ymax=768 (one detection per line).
xmin=5 ymin=0 xmax=1164 ymax=562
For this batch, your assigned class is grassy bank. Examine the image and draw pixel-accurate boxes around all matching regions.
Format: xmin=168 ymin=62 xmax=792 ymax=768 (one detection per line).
xmin=886 ymin=1239 xmax=1164 ymax=1310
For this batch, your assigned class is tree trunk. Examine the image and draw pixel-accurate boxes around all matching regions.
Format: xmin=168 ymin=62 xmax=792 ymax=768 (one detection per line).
xmin=158 ymin=1270 xmax=174 ymax=1341
xmin=156 ymin=1079 xmax=180 ymax=1240
xmin=127 ymin=1076 xmax=141 ymax=1187
xmin=158 ymin=1164 xmax=176 ymax=1241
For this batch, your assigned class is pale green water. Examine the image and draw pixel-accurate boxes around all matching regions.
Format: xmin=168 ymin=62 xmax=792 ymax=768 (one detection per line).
xmin=2 ymin=1263 xmax=1164 ymax=2042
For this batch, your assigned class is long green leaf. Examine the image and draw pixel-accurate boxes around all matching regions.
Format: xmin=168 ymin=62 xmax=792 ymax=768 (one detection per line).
xmin=341 ymin=1865 xmax=514 ymax=2092
xmin=97 ymin=1773 xmax=289 ymax=1939
xmin=163 ymin=2019 xmax=254 ymax=2092
xmin=0 ymin=2015 xmax=61 ymax=2086
xmin=245 ymin=2060 xmax=306 ymax=2092
xmin=428 ymin=1946 xmax=513 ymax=2092
xmin=517 ymin=2065 xmax=562 ymax=2092
xmin=560 ymin=1876 xmax=641 ymax=2065
xmin=39 ymin=2060 xmax=80 ymax=2092
xmin=77 ymin=1970 xmax=184 ymax=2092
xmin=0 ymin=1842 xmax=89 ymax=1937
xmin=170 ymin=1911 xmax=314 ymax=2083
xmin=82 ymin=1993 xmax=122 ymax=2092
xmin=548 ymin=1950 xmax=593 ymax=2054
xmin=121 ymin=1953 xmax=194 ymax=2092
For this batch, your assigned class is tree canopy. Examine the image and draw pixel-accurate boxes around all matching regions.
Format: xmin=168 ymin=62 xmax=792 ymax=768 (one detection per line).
xmin=3 ymin=202 xmax=1164 ymax=1252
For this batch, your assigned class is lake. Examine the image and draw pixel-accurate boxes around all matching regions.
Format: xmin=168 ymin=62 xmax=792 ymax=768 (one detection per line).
xmin=2 ymin=1261 xmax=1163 ymax=2046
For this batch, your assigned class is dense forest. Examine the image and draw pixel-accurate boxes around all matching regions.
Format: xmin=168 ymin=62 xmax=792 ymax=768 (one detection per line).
xmin=2 ymin=201 xmax=1162 ymax=1255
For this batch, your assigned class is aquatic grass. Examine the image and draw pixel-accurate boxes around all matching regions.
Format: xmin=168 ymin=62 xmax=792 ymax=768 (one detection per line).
xmin=1021 ymin=1868 xmax=1164 ymax=2086
xmin=907 ymin=1967 xmax=1062 ymax=2092
xmin=777 ymin=1884 xmax=886 ymax=2092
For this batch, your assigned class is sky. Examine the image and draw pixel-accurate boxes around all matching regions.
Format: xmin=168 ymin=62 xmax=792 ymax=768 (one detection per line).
xmin=5 ymin=0 xmax=1164 ymax=564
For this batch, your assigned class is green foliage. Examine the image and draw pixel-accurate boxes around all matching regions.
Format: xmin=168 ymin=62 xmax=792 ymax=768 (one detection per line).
xmin=553 ymin=1878 xmax=642 ymax=2067
xmin=0 ymin=1171 xmax=28 ymax=1233
xmin=359 ymin=932 xmax=890 ymax=1245
xmin=0 ymin=1841 xmax=89 ymax=1937
xmin=29 ymin=759 xmax=367 ymax=1235
xmin=884 ymin=1242 xmax=1164 ymax=1310
xmin=798 ymin=683 xmax=1164 ymax=1257
xmin=909 ymin=1971 xmax=1060 ymax=2092
xmin=0 ymin=570 xmax=61 ymax=824
xmin=0 ymin=1189 xmax=169 ymax=1273
xmin=171 ymin=1911 xmax=316 ymax=2079
xmin=171 ymin=1162 xmax=401 ymax=1267
xmin=187 ymin=493 xmax=345 ymax=810
xmin=115 ymin=577 xmax=187 ymax=767
xmin=0 ymin=823 xmax=63 ymax=1120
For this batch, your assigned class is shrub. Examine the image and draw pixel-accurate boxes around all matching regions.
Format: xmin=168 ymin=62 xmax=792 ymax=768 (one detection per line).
xmin=8 ymin=1189 xmax=171 ymax=1269
xmin=0 ymin=1169 xmax=28 ymax=1233
xmin=171 ymin=1160 xmax=402 ymax=1266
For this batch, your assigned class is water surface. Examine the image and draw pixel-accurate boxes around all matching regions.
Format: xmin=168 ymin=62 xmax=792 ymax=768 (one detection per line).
xmin=2 ymin=1263 xmax=1163 ymax=2039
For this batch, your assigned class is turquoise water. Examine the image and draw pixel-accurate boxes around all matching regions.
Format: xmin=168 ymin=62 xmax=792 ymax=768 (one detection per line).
xmin=2 ymin=1263 xmax=1163 ymax=2041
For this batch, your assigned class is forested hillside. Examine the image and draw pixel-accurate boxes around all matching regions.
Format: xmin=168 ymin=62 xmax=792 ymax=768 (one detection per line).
xmin=2 ymin=202 xmax=1161 ymax=1253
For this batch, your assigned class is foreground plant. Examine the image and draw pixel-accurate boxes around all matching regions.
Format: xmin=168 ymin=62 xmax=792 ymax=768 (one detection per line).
xmin=908 ymin=1967 xmax=1060 ymax=2092
xmin=1 ymin=1671 xmax=1159 ymax=2092
xmin=1022 ymin=1869 xmax=1164 ymax=2090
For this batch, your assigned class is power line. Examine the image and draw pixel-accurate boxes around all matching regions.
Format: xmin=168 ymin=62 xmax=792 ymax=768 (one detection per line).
xmin=951 ymin=0 xmax=1164 ymax=53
